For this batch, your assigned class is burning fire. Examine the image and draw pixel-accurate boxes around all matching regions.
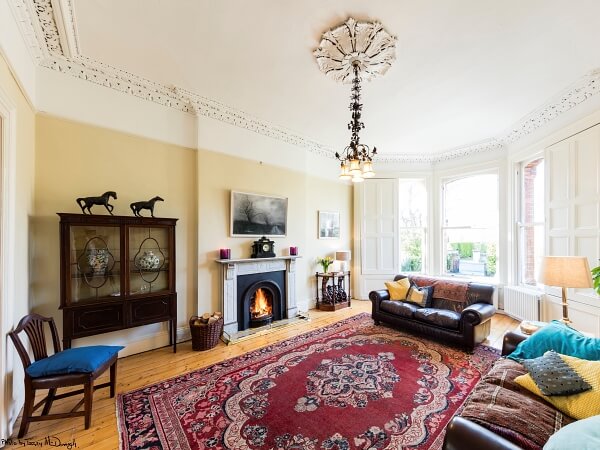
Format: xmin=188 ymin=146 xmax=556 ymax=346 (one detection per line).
xmin=250 ymin=288 xmax=272 ymax=319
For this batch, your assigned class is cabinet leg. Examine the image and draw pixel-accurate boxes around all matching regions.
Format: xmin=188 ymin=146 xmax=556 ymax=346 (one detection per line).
xmin=171 ymin=319 xmax=177 ymax=353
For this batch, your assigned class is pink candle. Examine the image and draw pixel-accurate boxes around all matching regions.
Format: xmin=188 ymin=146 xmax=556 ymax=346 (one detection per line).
xmin=220 ymin=248 xmax=231 ymax=259
xmin=290 ymin=246 xmax=298 ymax=256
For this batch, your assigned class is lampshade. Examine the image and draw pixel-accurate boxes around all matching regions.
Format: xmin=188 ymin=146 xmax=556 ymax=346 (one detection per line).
xmin=339 ymin=163 xmax=351 ymax=180
xmin=538 ymin=256 xmax=593 ymax=288
xmin=349 ymin=159 xmax=361 ymax=176
xmin=362 ymin=161 xmax=375 ymax=178
xmin=335 ymin=251 xmax=351 ymax=261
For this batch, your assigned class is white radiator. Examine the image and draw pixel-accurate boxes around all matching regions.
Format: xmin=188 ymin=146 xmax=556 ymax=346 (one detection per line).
xmin=503 ymin=286 xmax=541 ymax=321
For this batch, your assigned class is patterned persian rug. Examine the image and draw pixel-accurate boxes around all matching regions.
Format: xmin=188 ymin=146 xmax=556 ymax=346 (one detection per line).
xmin=117 ymin=313 xmax=499 ymax=450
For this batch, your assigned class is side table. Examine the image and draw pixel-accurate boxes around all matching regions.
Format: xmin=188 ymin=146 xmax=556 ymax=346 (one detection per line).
xmin=315 ymin=271 xmax=351 ymax=311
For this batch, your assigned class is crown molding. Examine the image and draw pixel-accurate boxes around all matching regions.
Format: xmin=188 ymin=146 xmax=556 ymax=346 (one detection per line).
xmin=8 ymin=0 xmax=600 ymax=164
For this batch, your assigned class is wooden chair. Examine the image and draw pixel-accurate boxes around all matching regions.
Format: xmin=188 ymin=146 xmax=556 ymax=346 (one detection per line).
xmin=8 ymin=313 xmax=120 ymax=437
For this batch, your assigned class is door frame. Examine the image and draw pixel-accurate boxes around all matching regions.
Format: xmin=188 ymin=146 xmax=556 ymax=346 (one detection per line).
xmin=0 ymin=84 xmax=17 ymax=440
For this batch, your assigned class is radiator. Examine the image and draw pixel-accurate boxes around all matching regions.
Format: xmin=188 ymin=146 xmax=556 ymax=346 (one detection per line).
xmin=503 ymin=286 xmax=541 ymax=321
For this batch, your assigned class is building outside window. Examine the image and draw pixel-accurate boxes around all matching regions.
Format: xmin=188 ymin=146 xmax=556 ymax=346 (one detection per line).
xmin=398 ymin=179 xmax=427 ymax=272
xmin=442 ymin=173 xmax=499 ymax=278
xmin=517 ymin=158 xmax=544 ymax=286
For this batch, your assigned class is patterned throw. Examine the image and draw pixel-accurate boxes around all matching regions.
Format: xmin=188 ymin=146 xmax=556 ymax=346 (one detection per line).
xmin=117 ymin=313 xmax=499 ymax=450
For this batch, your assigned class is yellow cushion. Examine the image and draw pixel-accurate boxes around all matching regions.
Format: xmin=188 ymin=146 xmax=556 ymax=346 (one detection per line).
xmin=515 ymin=353 xmax=600 ymax=420
xmin=384 ymin=278 xmax=411 ymax=301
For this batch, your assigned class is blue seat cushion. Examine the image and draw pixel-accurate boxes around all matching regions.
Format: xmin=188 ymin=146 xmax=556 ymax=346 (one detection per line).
xmin=508 ymin=320 xmax=600 ymax=362
xmin=26 ymin=345 xmax=123 ymax=378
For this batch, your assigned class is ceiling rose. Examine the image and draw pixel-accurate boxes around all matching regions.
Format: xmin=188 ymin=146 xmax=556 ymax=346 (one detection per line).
xmin=314 ymin=17 xmax=397 ymax=84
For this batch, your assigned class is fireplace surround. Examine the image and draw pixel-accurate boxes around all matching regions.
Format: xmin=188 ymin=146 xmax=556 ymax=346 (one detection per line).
xmin=216 ymin=256 xmax=300 ymax=341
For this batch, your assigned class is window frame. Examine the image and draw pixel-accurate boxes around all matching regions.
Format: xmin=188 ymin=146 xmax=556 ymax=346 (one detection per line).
xmin=397 ymin=178 xmax=428 ymax=274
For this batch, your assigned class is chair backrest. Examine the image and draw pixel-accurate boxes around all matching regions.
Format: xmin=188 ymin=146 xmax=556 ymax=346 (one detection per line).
xmin=8 ymin=313 xmax=62 ymax=370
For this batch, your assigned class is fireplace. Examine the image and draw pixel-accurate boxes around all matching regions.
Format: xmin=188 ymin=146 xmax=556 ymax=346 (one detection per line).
xmin=237 ymin=271 xmax=285 ymax=331
xmin=216 ymin=256 xmax=299 ymax=341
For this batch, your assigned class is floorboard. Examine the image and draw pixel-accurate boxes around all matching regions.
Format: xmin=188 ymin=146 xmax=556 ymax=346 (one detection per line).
xmin=8 ymin=300 xmax=519 ymax=447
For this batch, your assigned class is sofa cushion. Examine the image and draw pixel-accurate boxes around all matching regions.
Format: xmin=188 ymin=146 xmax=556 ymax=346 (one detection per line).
xmin=544 ymin=414 xmax=600 ymax=450
xmin=515 ymin=353 xmax=600 ymax=420
xmin=406 ymin=284 xmax=433 ymax=308
xmin=414 ymin=308 xmax=460 ymax=329
xmin=460 ymin=358 xmax=575 ymax=450
xmin=384 ymin=277 xmax=411 ymax=300
xmin=380 ymin=300 xmax=419 ymax=318
xmin=521 ymin=350 xmax=591 ymax=396
xmin=508 ymin=320 xmax=600 ymax=361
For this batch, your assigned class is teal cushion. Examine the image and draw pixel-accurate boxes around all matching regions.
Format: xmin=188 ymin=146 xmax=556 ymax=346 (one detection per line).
xmin=508 ymin=321 xmax=600 ymax=361
xmin=544 ymin=415 xmax=600 ymax=450
xmin=26 ymin=345 xmax=123 ymax=378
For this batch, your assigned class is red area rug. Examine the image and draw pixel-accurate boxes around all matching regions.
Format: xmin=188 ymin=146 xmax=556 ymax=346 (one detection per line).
xmin=117 ymin=313 xmax=499 ymax=449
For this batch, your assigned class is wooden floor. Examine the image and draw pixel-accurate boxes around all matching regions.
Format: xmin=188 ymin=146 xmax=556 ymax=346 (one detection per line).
xmin=9 ymin=301 xmax=518 ymax=448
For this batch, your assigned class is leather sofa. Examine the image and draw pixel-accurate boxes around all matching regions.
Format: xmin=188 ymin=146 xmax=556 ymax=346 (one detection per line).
xmin=369 ymin=274 xmax=496 ymax=351
xmin=443 ymin=332 xmax=565 ymax=450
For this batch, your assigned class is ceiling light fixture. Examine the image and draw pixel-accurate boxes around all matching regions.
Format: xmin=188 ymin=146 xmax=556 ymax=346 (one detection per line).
xmin=314 ymin=18 xmax=396 ymax=182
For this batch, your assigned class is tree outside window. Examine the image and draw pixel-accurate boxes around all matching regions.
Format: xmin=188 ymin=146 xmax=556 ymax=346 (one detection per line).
xmin=399 ymin=179 xmax=427 ymax=273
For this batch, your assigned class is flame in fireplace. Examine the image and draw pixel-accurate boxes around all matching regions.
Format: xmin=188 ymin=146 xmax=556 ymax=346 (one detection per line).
xmin=250 ymin=288 xmax=272 ymax=319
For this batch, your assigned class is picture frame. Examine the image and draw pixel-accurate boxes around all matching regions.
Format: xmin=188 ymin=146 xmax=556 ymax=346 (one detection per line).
xmin=318 ymin=211 xmax=340 ymax=239
xmin=231 ymin=191 xmax=288 ymax=237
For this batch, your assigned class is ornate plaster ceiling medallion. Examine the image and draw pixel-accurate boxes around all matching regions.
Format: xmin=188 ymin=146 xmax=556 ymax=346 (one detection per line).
xmin=314 ymin=17 xmax=397 ymax=84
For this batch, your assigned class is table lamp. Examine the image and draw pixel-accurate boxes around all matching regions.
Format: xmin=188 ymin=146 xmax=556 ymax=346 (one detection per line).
xmin=538 ymin=256 xmax=593 ymax=324
xmin=335 ymin=250 xmax=351 ymax=272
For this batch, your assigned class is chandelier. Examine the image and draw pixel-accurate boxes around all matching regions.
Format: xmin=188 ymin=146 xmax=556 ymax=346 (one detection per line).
xmin=314 ymin=18 xmax=396 ymax=182
xmin=336 ymin=61 xmax=376 ymax=182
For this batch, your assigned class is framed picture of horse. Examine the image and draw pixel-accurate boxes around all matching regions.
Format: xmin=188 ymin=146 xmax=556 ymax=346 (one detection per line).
xmin=230 ymin=191 xmax=287 ymax=237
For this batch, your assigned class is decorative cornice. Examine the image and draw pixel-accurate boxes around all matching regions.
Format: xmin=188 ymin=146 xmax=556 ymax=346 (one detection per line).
xmin=502 ymin=69 xmax=600 ymax=143
xmin=9 ymin=0 xmax=600 ymax=164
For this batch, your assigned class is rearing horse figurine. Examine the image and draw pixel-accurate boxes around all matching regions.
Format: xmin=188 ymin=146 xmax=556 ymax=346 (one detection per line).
xmin=130 ymin=196 xmax=164 ymax=217
xmin=76 ymin=191 xmax=118 ymax=215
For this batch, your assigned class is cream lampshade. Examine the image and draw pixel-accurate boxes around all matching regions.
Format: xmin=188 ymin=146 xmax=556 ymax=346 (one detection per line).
xmin=335 ymin=250 xmax=351 ymax=272
xmin=538 ymin=256 xmax=593 ymax=325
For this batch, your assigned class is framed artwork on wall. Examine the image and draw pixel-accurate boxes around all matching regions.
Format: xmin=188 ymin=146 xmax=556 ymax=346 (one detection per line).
xmin=318 ymin=211 xmax=340 ymax=239
xmin=231 ymin=191 xmax=288 ymax=237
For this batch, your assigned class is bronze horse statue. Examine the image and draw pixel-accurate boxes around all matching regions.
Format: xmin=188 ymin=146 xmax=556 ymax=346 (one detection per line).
xmin=130 ymin=196 xmax=164 ymax=217
xmin=76 ymin=191 xmax=117 ymax=215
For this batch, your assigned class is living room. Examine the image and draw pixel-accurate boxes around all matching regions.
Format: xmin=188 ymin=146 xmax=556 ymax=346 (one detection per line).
xmin=2 ymin=1 xmax=600 ymax=449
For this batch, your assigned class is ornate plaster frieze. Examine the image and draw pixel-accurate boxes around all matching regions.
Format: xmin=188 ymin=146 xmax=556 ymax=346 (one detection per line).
xmin=314 ymin=17 xmax=397 ymax=84
xmin=502 ymin=69 xmax=600 ymax=143
xmin=376 ymin=139 xmax=504 ymax=164
xmin=8 ymin=1 xmax=600 ymax=164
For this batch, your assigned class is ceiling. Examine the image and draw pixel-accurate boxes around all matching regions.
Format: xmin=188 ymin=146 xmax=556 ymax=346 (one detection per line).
xmin=18 ymin=0 xmax=600 ymax=160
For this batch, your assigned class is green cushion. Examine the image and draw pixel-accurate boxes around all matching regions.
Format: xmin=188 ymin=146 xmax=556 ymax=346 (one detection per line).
xmin=522 ymin=350 xmax=591 ymax=396
xmin=544 ymin=415 xmax=600 ymax=450
xmin=508 ymin=321 xmax=600 ymax=361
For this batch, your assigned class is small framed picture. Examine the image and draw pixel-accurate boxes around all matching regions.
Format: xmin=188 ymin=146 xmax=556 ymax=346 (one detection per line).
xmin=318 ymin=211 xmax=340 ymax=239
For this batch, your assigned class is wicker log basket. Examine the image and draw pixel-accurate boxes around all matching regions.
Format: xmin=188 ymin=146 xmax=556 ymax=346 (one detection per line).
xmin=189 ymin=312 xmax=223 ymax=351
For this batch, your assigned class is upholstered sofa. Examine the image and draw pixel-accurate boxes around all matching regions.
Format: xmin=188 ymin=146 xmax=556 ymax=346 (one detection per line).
xmin=443 ymin=331 xmax=571 ymax=450
xmin=369 ymin=274 xmax=496 ymax=351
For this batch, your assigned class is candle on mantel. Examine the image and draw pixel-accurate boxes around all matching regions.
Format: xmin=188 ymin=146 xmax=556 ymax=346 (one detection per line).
xmin=290 ymin=246 xmax=298 ymax=256
xmin=219 ymin=248 xmax=231 ymax=259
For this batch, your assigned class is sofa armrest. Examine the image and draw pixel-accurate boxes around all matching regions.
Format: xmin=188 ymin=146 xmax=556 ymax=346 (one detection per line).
xmin=461 ymin=303 xmax=496 ymax=326
xmin=501 ymin=331 xmax=528 ymax=356
xmin=369 ymin=289 xmax=390 ymax=304
xmin=443 ymin=417 xmax=523 ymax=450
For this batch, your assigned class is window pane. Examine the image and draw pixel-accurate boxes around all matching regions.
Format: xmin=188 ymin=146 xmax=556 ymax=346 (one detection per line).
xmin=398 ymin=179 xmax=427 ymax=227
xmin=519 ymin=225 xmax=544 ymax=286
xmin=523 ymin=158 xmax=545 ymax=224
xmin=444 ymin=228 xmax=497 ymax=277
xmin=400 ymin=229 xmax=424 ymax=272
xmin=444 ymin=174 xmax=498 ymax=228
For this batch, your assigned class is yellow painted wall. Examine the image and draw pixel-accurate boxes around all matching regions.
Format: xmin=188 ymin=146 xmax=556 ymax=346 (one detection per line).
xmin=34 ymin=115 xmax=198 ymax=353
xmin=197 ymin=149 xmax=353 ymax=315
xmin=0 ymin=51 xmax=36 ymax=434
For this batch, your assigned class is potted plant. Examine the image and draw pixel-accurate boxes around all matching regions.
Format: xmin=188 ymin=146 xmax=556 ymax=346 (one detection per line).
xmin=592 ymin=262 xmax=600 ymax=295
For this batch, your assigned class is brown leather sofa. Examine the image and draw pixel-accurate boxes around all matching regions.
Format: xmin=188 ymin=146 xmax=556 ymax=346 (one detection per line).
xmin=443 ymin=332 xmax=568 ymax=450
xmin=369 ymin=274 xmax=496 ymax=351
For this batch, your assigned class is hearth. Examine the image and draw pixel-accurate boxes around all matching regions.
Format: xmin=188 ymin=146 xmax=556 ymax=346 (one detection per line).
xmin=237 ymin=271 xmax=285 ymax=331
xmin=216 ymin=256 xmax=300 ymax=341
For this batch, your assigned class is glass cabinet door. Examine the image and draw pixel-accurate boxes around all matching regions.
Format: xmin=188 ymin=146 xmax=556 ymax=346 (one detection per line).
xmin=69 ymin=225 xmax=121 ymax=302
xmin=129 ymin=226 xmax=170 ymax=295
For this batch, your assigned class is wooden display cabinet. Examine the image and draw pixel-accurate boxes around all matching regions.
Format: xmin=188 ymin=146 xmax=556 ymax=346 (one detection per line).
xmin=58 ymin=213 xmax=178 ymax=352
